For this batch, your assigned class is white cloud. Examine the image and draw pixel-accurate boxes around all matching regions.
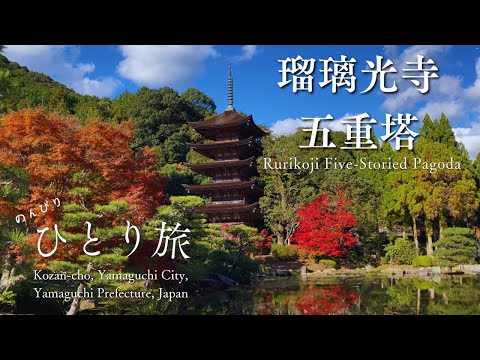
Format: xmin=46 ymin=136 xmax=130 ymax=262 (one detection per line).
xmin=464 ymin=58 xmax=480 ymax=98
xmin=116 ymin=45 xmax=217 ymax=87
xmin=76 ymin=77 xmax=122 ymax=98
xmin=417 ymin=100 xmax=463 ymax=121
xmin=270 ymin=118 xmax=305 ymax=135
xmin=383 ymin=45 xmax=398 ymax=58
xmin=398 ymin=45 xmax=451 ymax=65
xmin=382 ymin=87 xmax=421 ymax=113
xmin=233 ymin=45 xmax=259 ymax=62
xmin=4 ymin=45 xmax=121 ymax=97
xmin=270 ymin=113 xmax=356 ymax=135
xmin=381 ymin=45 xmax=452 ymax=114
xmin=453 ymin=123 xmax=480 ymax=159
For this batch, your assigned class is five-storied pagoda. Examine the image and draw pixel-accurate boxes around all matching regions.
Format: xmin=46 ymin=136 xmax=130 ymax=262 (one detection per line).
xmin=183 ymin=65 xmax=269 ymax=226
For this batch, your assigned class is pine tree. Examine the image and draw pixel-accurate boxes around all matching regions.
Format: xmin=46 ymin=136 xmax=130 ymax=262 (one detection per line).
xmin=433 ymin=227 xmax=477 ymax=266
xmin=419 ymin=114 xmax=435 ymax=140
xmin=437 ymin=113 xmax=456 ymax=148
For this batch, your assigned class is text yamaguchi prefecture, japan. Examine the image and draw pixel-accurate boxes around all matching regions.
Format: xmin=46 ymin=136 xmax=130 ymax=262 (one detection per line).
xmin=278 ymin=54 xmax=439 ymax=151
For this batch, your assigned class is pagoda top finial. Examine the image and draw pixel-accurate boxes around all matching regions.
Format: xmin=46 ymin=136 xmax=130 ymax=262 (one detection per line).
xmin=226 ymin=63 xmax=234 ymax=111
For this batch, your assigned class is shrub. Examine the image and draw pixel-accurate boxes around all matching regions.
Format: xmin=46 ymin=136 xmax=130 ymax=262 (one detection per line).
xmin=297 ymin=247 xmax=310 ymax=260
xmin=0 ymin=291 xmax=16 ymax=312
xmin=271 ymin=244 xmax=299 ymax=261
xmin=318 ymin=259 xmax=336 ymax=268
xmin=384 ymin=238 xmax=417 ymax=265
xmin=412 ymin=256 xmax=436 ymax=268
xmin=434 ymin=227 xmax=477 ymax=266
xmin=412 ymin=279 xmax=436 ymax=290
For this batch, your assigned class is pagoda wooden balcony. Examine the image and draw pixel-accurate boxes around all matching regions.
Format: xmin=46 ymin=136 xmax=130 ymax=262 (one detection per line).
xmin=183 ymin=180 xmax=263 ymax=197
xmin=186 ymin=137 xmax=262 ymax=160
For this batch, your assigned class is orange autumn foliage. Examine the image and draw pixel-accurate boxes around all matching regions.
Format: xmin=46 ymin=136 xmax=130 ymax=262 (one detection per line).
xmin=0 ymin=110 xmax=78 ymax=227
xmin=0 ymin=109 xmax=166 ymax=263
xmin=75 ymin=122 xmax=164 ymax=222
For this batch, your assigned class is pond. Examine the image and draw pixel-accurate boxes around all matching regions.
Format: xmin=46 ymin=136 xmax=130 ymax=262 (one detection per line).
xmin=178 ymin=275 xmax=480 ymax=315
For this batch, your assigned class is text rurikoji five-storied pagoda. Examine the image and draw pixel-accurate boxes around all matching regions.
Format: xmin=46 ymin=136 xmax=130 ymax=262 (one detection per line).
xmin=183 ymin=65 xmax=269 ymax=226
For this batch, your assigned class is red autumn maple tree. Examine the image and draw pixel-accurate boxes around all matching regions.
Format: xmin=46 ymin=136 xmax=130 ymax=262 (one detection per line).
xmin=293 ymin=191 xmax=357 ymax=257
xmin=0 ymin=109 xmax=166 ymax=266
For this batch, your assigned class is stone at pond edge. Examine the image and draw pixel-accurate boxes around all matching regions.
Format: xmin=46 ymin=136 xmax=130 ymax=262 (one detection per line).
xmin=276 ymin=269 xmax=291 ymax=277
xmin=80 ymin=299 xmax=95 ymax=311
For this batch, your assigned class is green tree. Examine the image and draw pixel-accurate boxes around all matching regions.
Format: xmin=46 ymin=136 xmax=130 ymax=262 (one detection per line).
xmin=110 ymin=91 xmax=137 ymax=122
xmin=110 ymin=87 xmax=215 ymax=167
xmin=472 ymin=152 xmax=480 ymax=211
xmin=383 ymin=149 xmax=416 ymax=239
xmin=180 ymin=88 xmax=216 ymax=117
xmin=42 ymin=197 xmax=132 ymax=315
xmin=416 ymin=140 xmax=478 ymax=253
xmin=143 ymin=195 xmax=211 ymax=280
xmin=112 ymin=87 xmax=207 ymax=150
xmin=74 ymin=95 xmax=113 ymax=123
xmin=418 ymin=113 xmax=435 ymax=139
xmin=0 ymin=68 xmax=9 ymax=102
xmin=433 ymin=227 xmax=477 ymax=265
xmin=385 ymin=113 xmax=480 ymax=256
xmin=156 ymin=125 xmax=198 ymax=165
xmin=159 ymin=163 xmax=210 ymax=196
xmin=0 ymin=164 xmax=29 ymax=294
xmin=50 ymin=197 xmax=131 ymax=273
xmin=144 ymin=196 xmax=260 ymax=283
xmin=225 ymin=225 xmax=262 ymax=277
xmin=437 ymin=113 xmax=456 ymax=148
xmin=144 ymin=196 xmax=208 ymax=243
xmin=258 ymin=131 xmax=316 ymax=244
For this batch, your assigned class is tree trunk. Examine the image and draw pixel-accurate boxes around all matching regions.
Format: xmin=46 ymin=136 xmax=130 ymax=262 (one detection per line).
xmin=228 ymin=242 xmax=245 ymax=275
xmin=67 ymin=262 xmax=92 ymax=316
xmin=416 ymin=289 xmax=421 ymax=315
xmin=439 ymin=215 xmax=447 ymax=239
xmin=413 ymin=218 xmax=419 ymax=250
xmin=276 ymin=233 xmax=284 ymax=245
xmin=426 ymin=220 xmax=433 ymax=256
xmin=426 ymin=234 xmax=433 ymax=256
xmin=0 ymin=243 xmax=16 ymax=293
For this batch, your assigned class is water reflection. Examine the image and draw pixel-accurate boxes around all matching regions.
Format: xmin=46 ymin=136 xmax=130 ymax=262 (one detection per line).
xmin=255 ymin=284 xmax=359 ymax=315
xmin=181 ymin=276 xmax=480 ymax=315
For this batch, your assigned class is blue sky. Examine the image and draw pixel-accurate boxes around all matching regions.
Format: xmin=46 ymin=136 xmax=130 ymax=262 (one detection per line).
xmin=4 ymin=45 xmax=480 ymax=158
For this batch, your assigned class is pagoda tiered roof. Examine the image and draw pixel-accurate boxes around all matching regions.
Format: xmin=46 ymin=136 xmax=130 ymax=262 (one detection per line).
xmin=186 ymin=137 xmax=262 ymax=159
xmin=187 ymin=110 xmax=269 ymax=139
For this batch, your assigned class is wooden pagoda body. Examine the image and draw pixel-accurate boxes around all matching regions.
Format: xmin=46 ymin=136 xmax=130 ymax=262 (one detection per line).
xmin=183 ymin=110 xmax=268 ymax=226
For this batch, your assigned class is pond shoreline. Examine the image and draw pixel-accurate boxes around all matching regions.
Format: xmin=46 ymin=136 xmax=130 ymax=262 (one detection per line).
xmin=258 ymin=264 xmax=480 ymax=280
